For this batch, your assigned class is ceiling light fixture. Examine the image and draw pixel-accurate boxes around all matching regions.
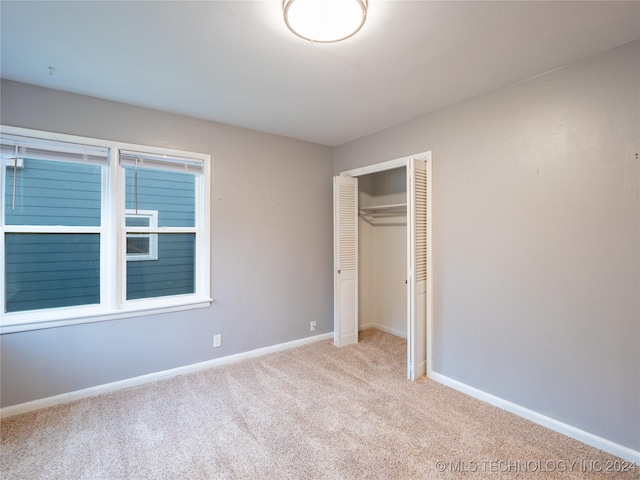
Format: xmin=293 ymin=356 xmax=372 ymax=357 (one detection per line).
xmin=283 ymin=0 xmax=367 ymax=43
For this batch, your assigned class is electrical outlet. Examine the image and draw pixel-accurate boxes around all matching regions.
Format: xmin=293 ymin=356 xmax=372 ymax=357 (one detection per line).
xmin=213 ymin=334 xmax=222 ymax=347
xmin=310 ymin=321 xmax=317 ymax=332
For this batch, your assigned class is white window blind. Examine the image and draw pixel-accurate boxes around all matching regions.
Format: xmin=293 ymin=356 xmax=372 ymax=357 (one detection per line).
xmin=119 ymin=150 xmax=203 ymax=173
xmin=0 ymin=134 xmax=109 ymax=166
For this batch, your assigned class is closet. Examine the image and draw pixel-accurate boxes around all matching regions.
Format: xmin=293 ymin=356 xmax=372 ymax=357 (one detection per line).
xmin=333 ymin=153 xmax=431 ymax=380
xmin=358 ymin=167 xmax=407 ymax=339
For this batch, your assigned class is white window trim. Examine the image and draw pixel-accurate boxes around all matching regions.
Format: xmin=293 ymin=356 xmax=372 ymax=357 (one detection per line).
xmin=125 ymin=209 xmax=159 ymax=261
xmin=0 ymin=125 xmax=212 ymax=334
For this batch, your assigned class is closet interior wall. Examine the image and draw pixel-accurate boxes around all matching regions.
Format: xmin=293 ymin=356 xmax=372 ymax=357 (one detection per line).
xmin=358 ymin=167 xmax=407 ymax=338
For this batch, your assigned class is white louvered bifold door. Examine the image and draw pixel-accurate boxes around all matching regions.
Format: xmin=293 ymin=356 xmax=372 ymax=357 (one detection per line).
xmin=333 ymin=175 xmax=358 ymax=347
xmin=407 ymin=158 xmax=428 ymax=380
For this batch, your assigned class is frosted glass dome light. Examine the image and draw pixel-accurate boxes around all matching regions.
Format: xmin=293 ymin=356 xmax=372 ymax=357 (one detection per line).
xmin=283 ymin=0 xmax=368 ymax=43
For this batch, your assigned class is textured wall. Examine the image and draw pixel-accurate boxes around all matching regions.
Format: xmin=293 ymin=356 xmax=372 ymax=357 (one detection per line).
xmin=1 ymin=80 xmax=334 ymax=407
xmin=334 ymin=41 xmax=640 ymax=451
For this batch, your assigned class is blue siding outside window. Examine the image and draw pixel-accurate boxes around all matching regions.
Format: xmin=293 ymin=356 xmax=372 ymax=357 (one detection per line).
xmin=126 ymin=233 xmax=195 ymax=300
xmin=5 ymin=233 xmax=100 ymax=312
xmin=124 ymin=167 xmax=195 ymax=227
xmin=4 ymin=158 xmax=102 ymax=313
xmin=123 ymin=167 xmax=196 ymax=300
xmin=5 ymin=159 xmax=101 ymax=226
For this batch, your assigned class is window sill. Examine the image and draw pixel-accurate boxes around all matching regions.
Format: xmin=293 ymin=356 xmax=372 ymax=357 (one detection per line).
xmin=0 ymin=298 xmax=213 ymax=334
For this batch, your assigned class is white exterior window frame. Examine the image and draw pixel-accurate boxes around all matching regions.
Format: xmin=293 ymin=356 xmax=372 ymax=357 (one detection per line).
xmin=0 ymin=125 xmax=212 ymax=334
xmin=125 ymin=209 xmax=159 ymax=261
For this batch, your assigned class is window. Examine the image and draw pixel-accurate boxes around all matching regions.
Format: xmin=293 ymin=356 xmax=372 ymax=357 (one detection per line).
xmin=0 ymin=127 xmax=211 ymax=332
xmin=120 ymin=150 xmax=201 ymax=301
xmin=2 ymin=136 xmax=106 ymax=315
xmin=126 ymin=210 xmax=158 ymax=261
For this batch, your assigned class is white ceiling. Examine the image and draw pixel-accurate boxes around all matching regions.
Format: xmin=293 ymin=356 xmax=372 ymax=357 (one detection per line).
xmin=1 ymin=1 xmax=639 ymax=146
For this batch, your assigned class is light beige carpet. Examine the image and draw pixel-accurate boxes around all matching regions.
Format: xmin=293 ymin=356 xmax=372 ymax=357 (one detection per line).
xmin=1 ymin=329 xmax=637 ymax=479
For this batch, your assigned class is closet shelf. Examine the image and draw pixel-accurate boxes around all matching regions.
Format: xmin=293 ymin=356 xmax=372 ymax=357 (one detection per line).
xmin=359 ymin=203 xmax=407 ymax=217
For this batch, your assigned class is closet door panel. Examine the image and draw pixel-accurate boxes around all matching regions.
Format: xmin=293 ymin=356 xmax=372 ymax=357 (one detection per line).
xmin=334 ymin=176 xmax=358 ymax=347
xmin=407 ymin=159 xmax=428 ymax=379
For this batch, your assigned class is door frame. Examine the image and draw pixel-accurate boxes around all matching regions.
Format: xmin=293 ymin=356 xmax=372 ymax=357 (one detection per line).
xmin=338 ymin=151 xmax=433 ymax=379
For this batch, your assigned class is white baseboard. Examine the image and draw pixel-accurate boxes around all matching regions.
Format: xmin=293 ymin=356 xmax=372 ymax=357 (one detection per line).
xmin=374 ymin=324 xmax=407 ymax=339
xmin=429 ymin=371 xmax=640 ymax=464
xmin=359 ymin=322 xmax=407 ymax=339
xmin=0 ymin=332 xmax=333 ymax=419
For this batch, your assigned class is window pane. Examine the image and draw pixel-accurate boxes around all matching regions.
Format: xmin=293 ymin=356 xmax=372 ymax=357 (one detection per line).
xmin=127 ymin=236 xmax=150 ymax=255
xmin=126 ymin=233 xmax=195 ymax=300
xmin=125 ymin=217 xmax=150 ymax=227
xmin=5 ymin=233 xmax=100 ymax=313
xmin=124 ymin=167 xmax=195 ymax=227
xmin=5 ymin=158 xmax=102 ymax=226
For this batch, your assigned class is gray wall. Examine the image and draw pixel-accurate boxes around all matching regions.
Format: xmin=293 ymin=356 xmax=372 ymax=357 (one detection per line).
xmin=0 ymin=80 xmax=334 ymax=407
xmin=334 ymin=41 xmax=640 ymax=451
